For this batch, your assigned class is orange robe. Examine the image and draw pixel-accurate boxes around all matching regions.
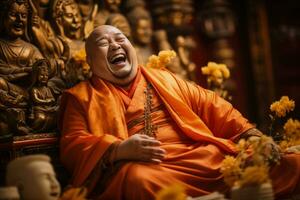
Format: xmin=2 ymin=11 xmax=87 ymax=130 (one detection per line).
xmin=60 ymin=67 xmax=300 ymax=199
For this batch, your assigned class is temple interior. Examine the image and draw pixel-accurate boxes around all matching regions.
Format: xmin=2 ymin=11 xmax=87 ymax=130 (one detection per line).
xmin=0 ymin=0 xmax=299 ymax=199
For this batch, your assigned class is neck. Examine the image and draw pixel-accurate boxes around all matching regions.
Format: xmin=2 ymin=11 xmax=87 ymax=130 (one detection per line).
xmin=118 ymin=81 xmax=133 ymax=90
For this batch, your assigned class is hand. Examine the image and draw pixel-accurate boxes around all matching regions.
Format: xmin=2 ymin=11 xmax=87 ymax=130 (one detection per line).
xmin=32 ymin=14 xmax=40 ymax=27
xmin=116 ymin=134 xmax=166 ymax=163
xmin=249 ymin=136 xmax=281 ymax=164
xmin=265 ymin=140 xmax=281 ymax=162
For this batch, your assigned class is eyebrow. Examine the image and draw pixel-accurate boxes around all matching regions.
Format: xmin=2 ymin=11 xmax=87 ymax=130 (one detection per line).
xmin=94 ymin=32 xmax=125 ymax=43
xmin=95 ymin=36 xmax=108 ymax=43
xmin=114 ymin=33 xmax=123 ymax=36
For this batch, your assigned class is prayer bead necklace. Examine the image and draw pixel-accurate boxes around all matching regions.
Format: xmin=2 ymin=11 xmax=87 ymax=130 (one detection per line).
xmin=143 ymin=83 xmax=157 ymax=138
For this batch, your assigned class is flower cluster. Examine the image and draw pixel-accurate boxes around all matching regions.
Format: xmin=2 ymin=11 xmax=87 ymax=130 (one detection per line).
xmin=220 ymin=136 xmax=274 ymax=188
xmin=155 ymin=184 xmax=187 ymax=200
xmin=220 ymin=156 xmax=241 ymax=187
xmin=239 ymin=166 xmax=269 ymax=187
xmin=279 ymin=119 xmax=300 ymax=151
xmin=201 ymin=62 xmax=230 ymax=84
xmin=146 ymin=50 xmax=177 ymax=69
xmin=284 ymin=118 xmax=300 ymax=138
xmin=73 ymin=48 xmax=86 ymax=62
xmin=270 ymin=96 xmax=295 ymax=118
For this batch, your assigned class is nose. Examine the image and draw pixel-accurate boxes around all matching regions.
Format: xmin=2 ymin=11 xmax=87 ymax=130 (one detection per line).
xmin=50 ymin=176 xmax=59 ymax=190
xmin=16 ymin=14 xmax=23 ymax=22
xmin=73 ymin=13 xmax=81 ymax=24
xmin=110 ymin=41 xmax=121 ymax=50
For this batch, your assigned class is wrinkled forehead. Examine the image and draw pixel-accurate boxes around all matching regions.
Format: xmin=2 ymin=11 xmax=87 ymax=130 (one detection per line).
xmin=91 ymin=25 xmax=124 ymax=41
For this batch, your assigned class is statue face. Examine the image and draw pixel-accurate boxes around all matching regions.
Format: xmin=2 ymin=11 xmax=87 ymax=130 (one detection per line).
xmin=135 ymin=19 xmax=152 ymax=45
xmin=105 ymin=0 xmax=121 ymax=12
xmin=38 ymin=66 xmax=49 ymax=85
xmin=19 ymin=161 xmax=60 ymax=200
xmin=86 ymin=25 xmax=138 ymax=86
xmin=4 ymin=2 xmax=28 ymax=39
xmin=61 ymin=3 xmax=82 ymax=39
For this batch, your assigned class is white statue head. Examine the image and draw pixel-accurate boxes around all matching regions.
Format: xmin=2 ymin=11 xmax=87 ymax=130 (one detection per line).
xmin=0 ymin=186 xmax=20 ymax=200
xmin=6 ymin=155 xmax=61 ymax=200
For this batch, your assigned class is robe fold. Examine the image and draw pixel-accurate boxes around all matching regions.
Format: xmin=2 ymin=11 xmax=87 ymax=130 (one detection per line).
xmin=60 ymin=67 xmax=300 ymax=199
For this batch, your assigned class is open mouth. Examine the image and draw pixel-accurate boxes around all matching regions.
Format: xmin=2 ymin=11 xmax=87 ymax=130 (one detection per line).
xmin=109 ymin=53 xmax=127 ymax=65
xmin=13 ymin=23 xmax=23 ymax=30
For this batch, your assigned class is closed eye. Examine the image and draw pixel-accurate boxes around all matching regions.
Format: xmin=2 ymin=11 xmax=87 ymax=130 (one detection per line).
xmin=97 ymin=41 xmax=109 ymax=47
xmin=116 ymin=37 xmax=125 ymax=42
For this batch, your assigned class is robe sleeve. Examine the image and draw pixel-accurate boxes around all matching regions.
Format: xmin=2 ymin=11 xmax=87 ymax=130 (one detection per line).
xmin=173 ymin=75 xmax=254 ymax=141
xmin=59 ymin=93 xmax=120 ymax=186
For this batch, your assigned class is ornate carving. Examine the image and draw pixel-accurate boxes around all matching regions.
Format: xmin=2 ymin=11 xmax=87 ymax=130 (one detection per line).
xmin=149 ymin=0 xmax=194 ymax=33
xmin=0 ymin=0 xmax=65 ymax=137
xmin=94 ymin=0 xmax=122 ymax=27
xmin=0 ymin=0 xmax=43 ymax=136
xmin=198 ymin=0 xmax=237 ymax=102
xmin=51 ymin=0 xmax=91 ymax=85
xmin=28 ymin=59 xmax=59 ymax=133
xmin=198 ymin=0 xmax=236 ymax=68
xmin=105 ymin=13 xmax=131 ymax=39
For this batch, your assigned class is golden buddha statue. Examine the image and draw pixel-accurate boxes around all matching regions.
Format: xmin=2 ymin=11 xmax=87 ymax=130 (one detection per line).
xmin=176 ymin=35 xmax=196 ymax=81
xmin=29 ymin=0 xmax=67 ymax=60
xmin=76 ymin=0 xmax=98 ymax=39
xmin=0 ymin=0 xmax=44 ymax=135
xmin=28 ymin=59 xmax=59 ymax=132
xmin=52 ymin=0 xmax=83 ymax=42
xmin=126 ymin=7 xmax=187 ymax=78
xmin=105 ymin=13 xmax=132 ymax=40
xmin=94 ymin=0 xmax=122 ymax=27
xmin=51 ymin=0 xmax=90 ymax=85
xmin=126 ymin=7 xmax=155 ymax=65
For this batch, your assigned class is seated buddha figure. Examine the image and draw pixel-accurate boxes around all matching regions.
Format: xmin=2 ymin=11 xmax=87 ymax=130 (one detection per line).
xmin=0 ymin=0 xmax=44 ymax=135
xmin=28 ymin=59 xmax=59 ymax=133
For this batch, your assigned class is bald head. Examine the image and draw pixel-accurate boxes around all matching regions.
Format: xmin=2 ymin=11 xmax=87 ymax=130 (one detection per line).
xmin=85 ymin=25 xmax=138 ymax=86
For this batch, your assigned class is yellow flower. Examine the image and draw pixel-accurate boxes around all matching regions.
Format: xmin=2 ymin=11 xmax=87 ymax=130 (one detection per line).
xmin=279 ymin=118 xmax=300 ymax=150
xmin=279 ymin=140 xmax=290 ymax=150
xmin=239 ymin=166 xmax=270 ymax=187
xmin=236 ymin=139 xmax=247 ymax=152
xmin=270 ymin=96 xmax=295 ymax=117
xmin=73 ymin=49 xmax=87 ymax=62
xmin=201 ymin=62 xmax=230 ymax=79
xmin=147 ymin=55 xmax=160 ymax=68
xmin=220 ymin=156 xmax=241 ymax=187
xmin=146 ymin=50 xmax=177 ymax=69
xmin=155 ymin=184 xmax=187 ymax=200
xmin=284 ymin=118 xmax=300 ymax=138
xmin=158 ymin=50 xmax=177 ymax=66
